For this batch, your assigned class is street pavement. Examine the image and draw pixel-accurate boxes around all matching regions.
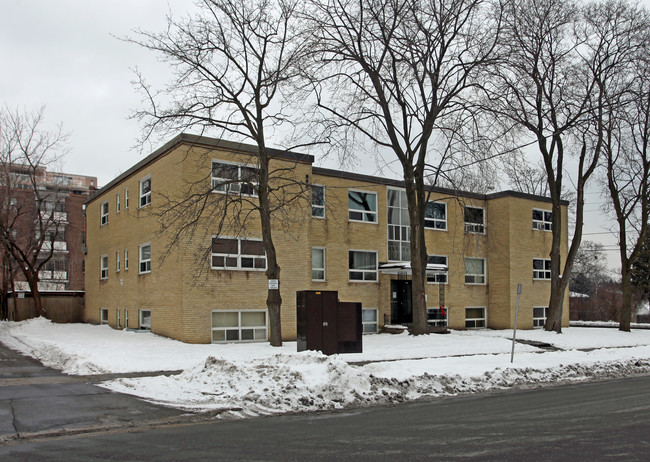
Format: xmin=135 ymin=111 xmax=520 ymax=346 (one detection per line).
xmin=0 ymin=341 xmax=187 ymax=442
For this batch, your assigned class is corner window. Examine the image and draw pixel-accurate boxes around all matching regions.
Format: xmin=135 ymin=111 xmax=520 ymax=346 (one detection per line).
xmin=312 ymin=247 xmax=326 ymax=281
xmin=464 ymin=257 xmax=485 ymax=284
xmin=139 ymin=175 xmax=151 ymax=207
xmin=211 ymin=237 xmax=266 ymax=270
xmin=362 ymin=308 xmax=378 ymax=333
xmin=428 ymin=307 xmax=448 ymax=327
xmin=100 ymin=255 xmax=108 ymax=280
xmin=348 ymin=190 xmax=377 ymax=222
xmin=533 ymin=306 xmax=549 ymax=328
xmin=465 ymin=307 xmax=486 ymax=328
xmin=312 ymin=185 xmax=325 ymax=218
xmin=349 ymin=250 xmax=378 ymax=281
xmin=211 ymin=310 xmax=267 ymax=343
xmin=425 ymin=201 xmax=447 ymax=230
xmin=100 ymin=308 xmax=108 ymax=325
xmin=212 ymin=161 xmax=258 ymax=196
xmin=139 ymin=310 xmax=151 ymax=330
xmin=533 ymin=258 xmax=551 ymax=280
xmin=427 ymin=255 xmax=448 ymax=283
xmin=533 ymin=208 xmax=552 ymax=231
xmin=101 ymin=201 xmax=109 ymax=226
xmin=139 ymin=243 xmax=151 ymax=274
xmin=388 ymin=189 xmax=410 ymax=261
xmin=464 ymin=206 xmax=485 ymax=234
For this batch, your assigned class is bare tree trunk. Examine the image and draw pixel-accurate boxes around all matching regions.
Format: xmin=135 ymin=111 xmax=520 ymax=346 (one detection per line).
xmin=405 ymin=175 xmax=428 ymax=335
xmin=620 ymin=265 xmax=633 ymax=332
xmin=24 ymin=271 xmax=44 ymax=317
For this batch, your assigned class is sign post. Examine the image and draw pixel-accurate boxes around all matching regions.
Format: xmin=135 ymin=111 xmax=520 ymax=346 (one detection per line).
xmin=510 ymin=283 xmax=522 ymax=363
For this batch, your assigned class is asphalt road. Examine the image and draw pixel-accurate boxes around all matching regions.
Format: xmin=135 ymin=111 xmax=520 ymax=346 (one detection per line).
xmin=2 ymin=374 xmax=649 ymax=461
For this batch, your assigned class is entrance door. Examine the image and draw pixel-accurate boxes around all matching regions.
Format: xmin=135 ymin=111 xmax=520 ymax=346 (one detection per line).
xmin=390 ymin=280 xmax=412 ymax=324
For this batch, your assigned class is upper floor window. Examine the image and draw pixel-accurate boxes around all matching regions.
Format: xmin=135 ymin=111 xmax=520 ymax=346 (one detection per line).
xmin=124 ymin=249 xmax=129 ymax=271
xmin=348 ymin=190 xmax=377 ymax=222
xmin=464 ymin=257 xmax=486 ymax=284
xmin=125 ymin=187 xmax=129 ymax=209
xmin=425 ymin=201 xmax=447 ymax=230
xmin=116 ymin=251 xmax=120 ymax=272
xmin=464 ymin=206 xmax=485 ymax=234
xmin=116 ymin=193 xmax=121 ymax=213
xmin=427 ymin=255 xmax=448 ymax=284
xmin=100 ymin=255 xmax=108 ymax=280
xmin=533 ymin=258 xmax=551 ymax=280
xmin=212 ymin=161 xmax=258 ymax=196
xmin=312 ymin=247 xmax=326 ymax=281
xmin=140 ymin=176 xmax=151 ymax=207
xmin=388 ymin=189 xmax=410 ymax=261
xmin=101 ymin=201 xmax=109 ymax=226
xmin=533 ymin=208 xmax=552 ymax=231
xmin=211 ymin=237 xmax=266 ymax=270
xmin=349 ymin=250 xmax=378 ymax=281
xmin=139 ymin=243 xmax=151 ymax=274
xmin=312 ymin=185 xmax=325 ymax=218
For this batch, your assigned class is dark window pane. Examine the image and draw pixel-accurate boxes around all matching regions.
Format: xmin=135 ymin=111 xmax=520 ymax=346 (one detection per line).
xmin=241 ymin=240 xmax=265 ymax=255
xmin=212 ymin=238 xmax=238 ymax=254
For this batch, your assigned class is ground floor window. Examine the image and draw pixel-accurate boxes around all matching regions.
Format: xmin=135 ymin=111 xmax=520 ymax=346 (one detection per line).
xmin=116 ymin=308 xmax=121 ymax=328
xmin=100 ymin=308 xmax=108 ymax=325
xmin=427 ymin=307 xmax=448 ymax=327
xmin=362 ymin=308 xmax=378 ymax=333
xmin=533 ymin=306 xmax=549 ymax=328
xmin=124 ymin=308 xmax=129 ymax=329
xmin=139 ymin=310 xmax=151 ymax=330
xmin=465 ymin=307 xmax=486 ymax=328
xmin=211 ymin=310 xmax=267 ymax=343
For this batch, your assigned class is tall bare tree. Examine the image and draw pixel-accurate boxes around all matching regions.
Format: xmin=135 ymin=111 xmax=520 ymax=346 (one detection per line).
xmin=0 ymin=106 xmax=68 ymax=316
xmin=129 ymin=0 xmax=310 ymax=346
xmin=304 ymin=0 xmax=500 ymax=334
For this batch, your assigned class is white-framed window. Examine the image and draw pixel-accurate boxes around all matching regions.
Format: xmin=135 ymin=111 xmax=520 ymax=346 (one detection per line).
xmin=465 ymin=257 xmax=486 ymax=284
xmin=533 ymin=208 xmax=552 ymax=231
xmin=116 ymin=308 xmax=121 ymax=328
xmin=388 ymin=188 xmax=410 ymax=261
xmin=362 ymin=308 xmax=378 ymax=333
xmin=125 ymin=187 xmax=129 ymax=209
xmin=139 ymin=175 xmax=151 ymax=207
xmin=211 ymin=237 xmax=266 ymax=270
xmin=116 ymin=251 xmax=120 ymax=272
xmin=139 ymin=310 xmax=151 ymax=330
xmin=101 ymin=201 xmax=109 ymax=226
xmin=212 ymin=160 xmax=259 ymax=196
xmin=100 ymin=308 xmax=108 ymax=325
xmin=116 ymin=193 xmax=121 ymax=213
xmin=428 ymin=307 xmax=448 ymax=327
xmin=425 ymin=201 xmax=447 ymax=230
xmin=124 ymin=308 xmax=129 ymax=328
xmin=124 ymin=249 xmax=129 ymax=270
xmin=349 ymin=250 xmax=378 ymax=282
xmin=312 ymin=247 xmax=326 ymax=281
xmin=139 ymin=243 xmax=151 ymax=274
xmin=464 ymin=206 xmax=485 ymax=234
xmin=533 ymin=306 xmax=549 ymax=328
xmin=100 ymin=255 xmax=108 ymax=280
xmin=312 ymin=185 xmax=325 ymax=218
xmin=533 ymin=258 xmax=552 ymax=280
xmin=211 ymin=310 xmax=267 ymax=343
xmin=427 ymin=255 xmax=448 ymax=284
xmin=465 ymin=307 xmax=486 ymax=328
xmin=348 ymin=189 xmax=377 ymax=223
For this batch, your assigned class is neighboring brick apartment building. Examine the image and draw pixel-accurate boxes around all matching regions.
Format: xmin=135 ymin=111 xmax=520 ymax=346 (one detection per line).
xmin=2 ymin=165 xmax=97 ymax=291
xmin=84 ymin=134 xmax=569 ymax=343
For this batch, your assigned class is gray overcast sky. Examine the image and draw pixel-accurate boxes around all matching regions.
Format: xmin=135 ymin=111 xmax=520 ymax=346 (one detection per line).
xmin=2 ymin=0 xmax=648 ymax=272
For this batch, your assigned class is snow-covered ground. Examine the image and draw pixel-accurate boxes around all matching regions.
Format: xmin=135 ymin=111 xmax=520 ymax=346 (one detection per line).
xmin=2 ymin=318 xmax=650 ymax=418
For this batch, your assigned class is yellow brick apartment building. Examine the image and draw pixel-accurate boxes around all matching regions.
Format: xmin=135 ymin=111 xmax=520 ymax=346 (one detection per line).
xmin=84 ymin=134 xmax=569 ymax=343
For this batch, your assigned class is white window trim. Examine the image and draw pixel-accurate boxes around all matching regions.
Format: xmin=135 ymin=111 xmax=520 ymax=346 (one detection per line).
xmin=116 ymin=193 xmax=121 ymax=213
xmin=116 ymin=308 xmax=121 ymax=328
xmin=387 ymin=187 xmax=410 ymax=262
xmin=100 ymin=308 xmax=109 ymax=325
xmin=211 ymin=309 xmax=268 ymax=343
xmin=139 ymin=175 xmax=151 ymax=208
xmin=312 ymin=247 xmax=326 ymax=282
xmin=362 ymin=308 xmax=379 ymax=334
xmin=464 ymin=206 xmax=485 ymax=234
xmin=139 ymin=309 xmax=151 ymax=330
xmin=465 ymin=306 xmax=487 ymax=329
xmin=348 ymin=189 xmax=378 ymax=223
xmin=124 ymin=308 xmax=129 ymax=328
xmin=312 ymin=184 xmax=326 ymax=219
xmin=124 ymin=249 xmax=129 ymax=271
xmin=100 ymin=255 xmax=108 ymax=280
xmin=211 ymin=159 xmax=259 ymax=197
xmin=533 ymin=258 xmax=552 ymax=280
xmin=211 ymin=236 xmax=267 ymax=271
xmin=427 ymin=306 xmax=449 ymax=327
xmin=425 ymin=201 xmax=448 ymax=230
xmin=464 ymin=257 xmax=486 ymax=285
xmin=125 ymin=187 xmax=129 ymax=209
xmin=139 ymin=243 xmax=151 ymax=274
xmin=348 ymin=249 xmax=379 ymax=283
xmin=427 ymin=255 xmax=449 ymax=284
xmin=533 ymin=306 xmax=549 ymax=328
xmin=116 ymin=251 xmax=120 ymax=272
xmin=100 ymin=201 xmax=109 ymax=226
xmin=533 ymin=208 xmax=552 ymax=231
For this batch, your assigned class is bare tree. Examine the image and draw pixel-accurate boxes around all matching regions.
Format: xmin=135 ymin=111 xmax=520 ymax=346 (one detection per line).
xmin=303 ymin=0 xmax=500 ymax=335
xmin=570 ymin=240 xmax=608 ymax=296
xmin=129 ymin=0 xmax=310 ymax=346
xmin=597 ymin=0 xmax=650 ymax=332
xmin=0 ymin=106 xmax=68 ymax=316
